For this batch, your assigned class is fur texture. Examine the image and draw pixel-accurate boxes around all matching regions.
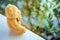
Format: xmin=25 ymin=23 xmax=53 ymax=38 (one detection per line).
xmin=5 ymin=4 xmax=26 ymax=35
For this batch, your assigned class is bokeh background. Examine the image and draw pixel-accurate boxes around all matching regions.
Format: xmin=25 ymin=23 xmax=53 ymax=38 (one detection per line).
xmin=0 ymin=0 xmax=60 ymax=40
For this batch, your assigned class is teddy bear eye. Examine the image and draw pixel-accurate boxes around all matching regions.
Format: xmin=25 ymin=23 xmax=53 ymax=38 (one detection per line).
xmin=18 ymin=11 xmax=19 ymax=13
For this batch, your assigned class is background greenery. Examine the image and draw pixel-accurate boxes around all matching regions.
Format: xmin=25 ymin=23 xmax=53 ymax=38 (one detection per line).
xmin=0 ymin=0 xmax=60 ymax=40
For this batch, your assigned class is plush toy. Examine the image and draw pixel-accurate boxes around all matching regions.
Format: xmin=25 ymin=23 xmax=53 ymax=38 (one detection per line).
xmin=5 ymin=4 xmax=26 ymax=35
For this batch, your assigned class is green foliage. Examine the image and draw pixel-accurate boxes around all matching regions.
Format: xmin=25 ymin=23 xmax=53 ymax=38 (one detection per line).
xmin=22 ymin=0 xmax=60 ymax=39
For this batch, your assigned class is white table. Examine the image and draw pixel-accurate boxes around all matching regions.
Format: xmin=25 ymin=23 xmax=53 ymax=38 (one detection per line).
xmin=0 ymin=14 xmax=45 ymax=40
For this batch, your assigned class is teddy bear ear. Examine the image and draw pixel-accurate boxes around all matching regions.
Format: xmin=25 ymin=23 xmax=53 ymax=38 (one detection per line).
xmin=9 ymin=8 xmax=13 ymax=15
xmin=5 ymin=5 xmax=14 ymax=18
xmin=5 ymin=4 xmax=18 ymax=18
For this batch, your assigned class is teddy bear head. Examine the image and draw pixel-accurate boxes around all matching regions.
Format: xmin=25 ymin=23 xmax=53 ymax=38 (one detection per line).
xmin=5 ymin=4 xmax=21 ymax=18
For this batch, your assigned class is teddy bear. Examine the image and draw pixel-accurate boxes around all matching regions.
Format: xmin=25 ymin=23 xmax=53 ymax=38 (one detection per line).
xmin=5 ymin=4 xmax=26 ymax=35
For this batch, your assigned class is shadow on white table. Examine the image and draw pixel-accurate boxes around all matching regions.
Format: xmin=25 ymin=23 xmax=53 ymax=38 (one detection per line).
xmin=0 ymin=14 xmax=45 ymax=40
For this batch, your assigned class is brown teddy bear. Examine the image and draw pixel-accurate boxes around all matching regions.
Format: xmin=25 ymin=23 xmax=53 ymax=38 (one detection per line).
xmin=5 ymin=4 xmax=26 ymax=35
